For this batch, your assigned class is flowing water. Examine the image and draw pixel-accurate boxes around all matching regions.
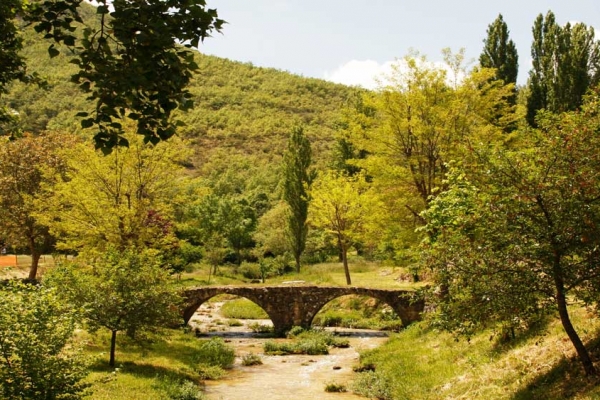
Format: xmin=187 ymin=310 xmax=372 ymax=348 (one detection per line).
xmin=189 ymin=301 xmax=389 ymax=400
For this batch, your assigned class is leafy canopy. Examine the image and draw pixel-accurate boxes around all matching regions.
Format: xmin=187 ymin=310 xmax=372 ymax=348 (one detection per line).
xmin=3 ymin=0 xmax=224 ymax=151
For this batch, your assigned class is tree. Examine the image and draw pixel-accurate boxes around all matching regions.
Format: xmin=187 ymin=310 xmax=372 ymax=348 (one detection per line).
xmin=345 ymin=51 xmax=517 ymax=273
xmin=0 ymin=132 xmax=74 ymax=279
xmin=310 ymin=171 xmax=379 ymax=285
xmin=282 ymin=126 xmax=316 ymax=272
xmin=422 ymin=91 xmax=600 ymax=375
xmin=527 ymin=11 xmax=600 ymax=126
xmin=47 ymin=249 xmax=182 ymax=367
xmin=331 ymin=92 xmax=375 ymax=176
xmin=1 ymin=0 xmax=223 ymax=150
xmin=0 ymin=0 xmax=43 ymax=136
xmin=38 ymin=131 xmax=186 ymax=257
xmin=0 ymin=280 xmax=88 ymax=399
xmin=479 ymin=14 xmax=519 ymax=88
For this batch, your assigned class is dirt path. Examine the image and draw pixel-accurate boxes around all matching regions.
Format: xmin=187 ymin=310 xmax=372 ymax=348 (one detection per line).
xmin=190 ymin=301 xmax=388 ymax=400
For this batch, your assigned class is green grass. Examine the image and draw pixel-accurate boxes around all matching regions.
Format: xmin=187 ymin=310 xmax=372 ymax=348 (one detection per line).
xmin=313 ymin=295 xmax=406 ymax=331
xmin=220 ymin=298 xmax=269 ymax=319
xmin=79 ymin=328 xmax=228 ymax=399
xmin=352 ymin=305 xmax=600 ymax=399
xmin=177 ymin=260 xmax=422 ymax=290
xmin=263 ymin=329 xmax=349 ymax=355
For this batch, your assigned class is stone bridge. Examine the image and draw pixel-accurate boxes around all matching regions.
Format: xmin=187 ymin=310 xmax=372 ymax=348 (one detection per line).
xmin=182 ymin=285 xmax=424 ymax=336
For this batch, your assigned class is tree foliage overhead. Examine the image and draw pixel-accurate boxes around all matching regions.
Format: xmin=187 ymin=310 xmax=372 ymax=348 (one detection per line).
xmin=527 ymin=10 xmax=600 ymax=125
xmin=2 ymin=0 xmax=224 ymax=151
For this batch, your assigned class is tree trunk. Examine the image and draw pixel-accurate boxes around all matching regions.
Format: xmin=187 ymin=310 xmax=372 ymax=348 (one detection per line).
xmin=109 ymin=330 xmax=117 ymax=367
xmin=553 ymin=254 xmax=596 ymax=375
xmin=28 ymin=239 xmax=40 ymax=281
xmin=340 ymin=240 xmax=351 ymax=285
xmin=295 ymin=253 xmax=301 ymax=273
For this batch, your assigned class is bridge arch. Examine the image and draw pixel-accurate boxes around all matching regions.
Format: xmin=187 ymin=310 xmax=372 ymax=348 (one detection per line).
xmin=310 ymin=294 xmax=404 ymax=329
xmin=183 ymin=286 xmax=424 ymax=336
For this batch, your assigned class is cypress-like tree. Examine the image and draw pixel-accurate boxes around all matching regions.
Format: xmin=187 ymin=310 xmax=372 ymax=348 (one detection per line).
xmin=480 ymin=14 xmax=519 ymax=87
xmin=527 ymin=11 xmax=600 ymax=126
xmin=282 ymin=126 xmax=316 ymax=272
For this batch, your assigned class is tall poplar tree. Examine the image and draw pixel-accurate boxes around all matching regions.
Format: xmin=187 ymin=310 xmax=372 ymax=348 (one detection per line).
xmin=479 ymin=14 xmax=519 ymax=88
xmin=527 ymin=11 xmax=600 ymax=126
xmin=282 ymin=126 xmax=316 ymax=273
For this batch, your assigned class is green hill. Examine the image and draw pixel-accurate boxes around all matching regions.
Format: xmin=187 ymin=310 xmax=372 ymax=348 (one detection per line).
xmin=4 ymin=6 xmax=356 ymax=169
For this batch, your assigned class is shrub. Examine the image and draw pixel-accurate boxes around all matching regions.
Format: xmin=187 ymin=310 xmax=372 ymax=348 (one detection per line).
xmin=155 ymin=376 xmax=205 ymax=400
xmin=324 ymin=382 xmax=347 ymax=393
xmin=0 ymin=281 xmax=89 ymax=400
xmin=351 ymin=370 xmax=394 ymax=400
xmin=286 ymin=325 xmax=305 ymax=337
xmin=263 ymin=330 xmax=348 ymax=355
xmin=238 ymin=262 xmax=262 ymax=280
xmin=197 ymin=364 xmax=226 ymax=380
xmin=248 ymin=322 xmax=273 ymax=333
xmin=195 ymin=337 xmax=235 ymax=369
xmin=241 ymin=353 xmax=263 ymax=366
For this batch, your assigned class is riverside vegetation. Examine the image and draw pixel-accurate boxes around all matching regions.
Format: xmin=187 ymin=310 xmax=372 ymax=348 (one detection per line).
xmin=2 ymin=2 xmax=600 ymax=399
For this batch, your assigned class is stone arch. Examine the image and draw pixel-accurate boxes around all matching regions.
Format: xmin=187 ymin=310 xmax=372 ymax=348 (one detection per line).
xmin=182 ymin=285 xmax=424 ymax=337
xmin=183 ymin=289 xmax=276 ymax=329
xmin=306 ymin=290 xmax=411 ymax=329
xmin=350 ymin=288 xmax=417 ymax=327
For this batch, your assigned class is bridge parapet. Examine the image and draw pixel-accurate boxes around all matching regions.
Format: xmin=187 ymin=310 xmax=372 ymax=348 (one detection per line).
xmin=183 ymin=285 xmax=425 ymax=336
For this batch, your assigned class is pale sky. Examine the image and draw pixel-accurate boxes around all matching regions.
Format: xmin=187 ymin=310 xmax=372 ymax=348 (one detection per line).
xmin=198 ymin=0 xmax=600 ymax=89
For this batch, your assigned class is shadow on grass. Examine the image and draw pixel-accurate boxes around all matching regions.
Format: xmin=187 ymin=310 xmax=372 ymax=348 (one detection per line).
xmin=89 ymin=359 xmax=196 ymax=381
xmin=489 ymin=316 xmax=553 ymax=356
xmin=511 ymin=334 xmax=600 ymax=400
xmin=85 ymin=329 xmax=206 ymax=372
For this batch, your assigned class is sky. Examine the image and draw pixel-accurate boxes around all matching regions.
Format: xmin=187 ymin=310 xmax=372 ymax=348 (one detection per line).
xmin=198 ymin=0 xmax=600 ymax=89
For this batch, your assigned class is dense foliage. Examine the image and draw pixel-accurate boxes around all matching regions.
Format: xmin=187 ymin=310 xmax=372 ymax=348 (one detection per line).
xmin=48 ymin=249 xmax=182 ymax=367
xmin=0 ymin=281 xmax=88 ymax=399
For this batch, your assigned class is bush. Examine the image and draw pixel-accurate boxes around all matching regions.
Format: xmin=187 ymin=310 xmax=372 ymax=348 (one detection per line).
xmin=241 ymin=353 xmax=263 ymax=366
xmin=195 ymin=337 xmax=235 ymax=369
xmin=238 ymin=262 xmax=262 ymax=280
xmin=324 ymin=382 xmax=347 ymax=393
xmin=155 ymin=376 xmax=205 ymax=400
xmin=286 ymin=325 xmax=305 ymax=337
xmin=351 ymin=370 xmax=394 ymax=400
xmin=248 ymin=322 xmax=273 ymax=333
xmin=197 ymin=364 xmax=226 ymax=380
xmin=263 ymin=329 xmax=348 ymax=355
xmin=0 ymin=281 xmax=89 ymax=400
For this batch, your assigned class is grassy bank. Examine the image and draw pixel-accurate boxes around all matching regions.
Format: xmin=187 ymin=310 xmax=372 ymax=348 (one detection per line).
xmin=80 ymin=329 xmax=219 ymax=399
xmin=176 ymin=259 xmax=421 ymax=290
xmin=352 ymin=305 xmax=600 ymax=399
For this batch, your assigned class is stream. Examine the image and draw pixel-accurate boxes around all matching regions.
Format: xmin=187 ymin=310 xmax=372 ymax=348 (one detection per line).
xmin=189 ymin=301 xmax=389 ymax=400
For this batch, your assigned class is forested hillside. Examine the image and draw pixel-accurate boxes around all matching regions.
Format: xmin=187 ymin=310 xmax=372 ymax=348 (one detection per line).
xmin=4 ymin=4 xmax=356 ymax=169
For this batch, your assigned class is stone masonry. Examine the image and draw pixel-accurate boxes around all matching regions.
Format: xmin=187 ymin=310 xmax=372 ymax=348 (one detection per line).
xmin=182 ymin=285 xmax=425 ymax=336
